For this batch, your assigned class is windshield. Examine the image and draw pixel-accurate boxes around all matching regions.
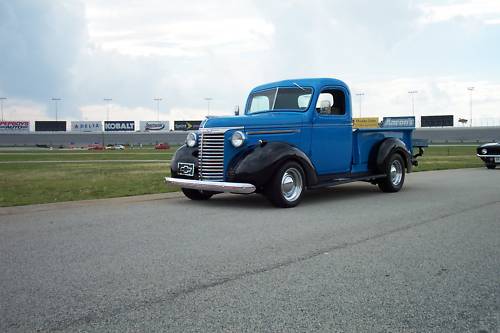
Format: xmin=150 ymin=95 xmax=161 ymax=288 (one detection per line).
xmin=247 ymin=87 xmax=313 ymax=114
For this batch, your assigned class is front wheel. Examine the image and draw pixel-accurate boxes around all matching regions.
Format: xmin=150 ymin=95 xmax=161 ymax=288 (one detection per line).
xmin=181 ymin=188 xmax=214 ymax=200
xmin=378 ymin=154 xmax=406 ymax=193
xmin=486 ymin=163 xmax=496 ymax=169
xmin=265 ymin=161 xmax=305 ymax=208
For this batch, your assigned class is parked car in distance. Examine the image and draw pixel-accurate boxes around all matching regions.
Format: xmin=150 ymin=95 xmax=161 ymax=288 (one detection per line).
xmin=87 ymin=144 xmax=104 ymax=150
xmin=476 ymin=143 xmax=500 ymax=169
xmin=106 ymin=144 xmax=125 ymax=150
xmin=165 ymin=77 xmax=425 ymax=208
xmin=155 ymin=143 xmax=170 ymax=150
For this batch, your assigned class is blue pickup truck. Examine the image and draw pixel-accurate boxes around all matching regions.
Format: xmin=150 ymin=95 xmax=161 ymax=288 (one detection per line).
xmin=165 ymin=78 xmax=424 ymax=207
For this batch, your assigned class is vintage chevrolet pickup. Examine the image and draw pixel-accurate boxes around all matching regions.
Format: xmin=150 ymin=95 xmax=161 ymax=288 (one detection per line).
xmin=165 ymin=78 xmax=424 ymax=207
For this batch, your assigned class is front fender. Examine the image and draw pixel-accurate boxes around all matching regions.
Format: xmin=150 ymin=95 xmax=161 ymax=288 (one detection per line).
xmin=170 ymin=145 xmax=199 ymax=179
xmin=375 ymin=138 xmax=412 ymax=173
xmin=227 ymin=142 xmax=318 ymax=189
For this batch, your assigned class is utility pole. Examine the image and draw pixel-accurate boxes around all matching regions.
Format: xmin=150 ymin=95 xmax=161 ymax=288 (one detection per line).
xmin=51 ymin=98 xmax=61 ymax=121
xmin=154 ymin=98 xmax=162 ymax=121
xmin=355 ymin=93 xmax=364 ymax=118
xmin=204 ymin=97 xmax=213 ymax=117
xmin=467 ymin=87 xmax=474 ymax=127
xmin=103 ymin=98 xmax=112 ymax=121
xmin=0 ymin=97 xmax=6 ymax=121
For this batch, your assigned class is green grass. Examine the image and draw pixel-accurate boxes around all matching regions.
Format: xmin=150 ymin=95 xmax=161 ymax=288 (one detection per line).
xmin=0 ymin=162 xmax=177 ymax=206
xmin=0 ymin=148 xmax=178 ymax=207
xmin=413 ymin=145 xmax=483 ymax=172
xmin=0 ymin=145 xmax=484 ymax=207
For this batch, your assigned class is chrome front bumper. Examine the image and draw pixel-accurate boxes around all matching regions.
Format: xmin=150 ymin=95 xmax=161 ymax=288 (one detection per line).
xmin=164 ymin=177 xmax=256 ymax=194
xmin=476 ymin=154 xmax=499 ymax=158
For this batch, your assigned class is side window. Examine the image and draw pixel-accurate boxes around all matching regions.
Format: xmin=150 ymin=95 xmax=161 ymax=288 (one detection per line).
xmin=315 ymin=89 xmax=346 ymax=115
xmin=250 ymin=95 xmax=270 ymax=113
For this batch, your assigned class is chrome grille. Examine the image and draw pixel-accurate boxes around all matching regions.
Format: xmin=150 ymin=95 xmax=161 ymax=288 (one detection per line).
xmin=199 ymin=132 xmax=225 ymax=181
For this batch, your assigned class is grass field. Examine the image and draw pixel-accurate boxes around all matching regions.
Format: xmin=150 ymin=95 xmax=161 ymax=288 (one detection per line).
xmin=412 ymin=145 xmax=483 ymax=172
xmin=0 ymin=145 xmax=484 ymax=207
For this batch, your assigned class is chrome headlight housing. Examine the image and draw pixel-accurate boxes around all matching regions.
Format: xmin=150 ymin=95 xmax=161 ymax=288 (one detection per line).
xmin=186 ymin=132 xmax=198 ymax=147
xmin=231 ymin=131 xmax=246 ymax=148
xmin=481 ymin=148 xmax=488 ymax=155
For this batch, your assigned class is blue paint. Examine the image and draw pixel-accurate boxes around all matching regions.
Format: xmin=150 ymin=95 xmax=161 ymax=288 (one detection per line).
xmin=200 ymin=78 xmax=415 ymax=179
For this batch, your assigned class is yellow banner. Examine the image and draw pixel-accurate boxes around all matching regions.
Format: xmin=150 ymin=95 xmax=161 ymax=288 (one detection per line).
xmin=353 ymin=117 xmax=379 ymax=128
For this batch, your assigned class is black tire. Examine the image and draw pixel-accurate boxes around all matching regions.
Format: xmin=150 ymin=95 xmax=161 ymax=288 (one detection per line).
xmin=378 ymin=154 xmax=406 ymax=193
xmin=265 ymin=161 xmax=305 ymax=208
xmin=181 ymin=188 xmax=214 ymax=200
xmin=486 ymin=164 xmax=496 ymax=169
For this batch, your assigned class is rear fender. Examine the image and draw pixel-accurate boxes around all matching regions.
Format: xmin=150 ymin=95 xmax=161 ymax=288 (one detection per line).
xmin=375 ymin=138 xmax=412 ymax=173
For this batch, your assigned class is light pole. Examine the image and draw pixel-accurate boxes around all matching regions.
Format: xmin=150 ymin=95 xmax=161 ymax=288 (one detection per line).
xmin=0 ymin=97 xmax=7 ymax=121
xmin=154 ymin=98 xmax=162 ymax=121
xmin=204 ymin=97 xmax=213 ymax=117
xmin=355 ymin=93 xmax=364 ymax=118
xmin=467 ymin=87 xmax=474 ymax=127
xmin=103 ymin=98 xmax=112 ymax=121
xmin=408 ymin=91 xmax=418 ymax=117
xmin=51 ymin=98 xmax=61 ymax=121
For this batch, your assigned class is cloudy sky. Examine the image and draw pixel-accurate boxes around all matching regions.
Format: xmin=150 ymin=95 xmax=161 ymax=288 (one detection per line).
xmin=1 ymin=0 xmax=499 ymax=126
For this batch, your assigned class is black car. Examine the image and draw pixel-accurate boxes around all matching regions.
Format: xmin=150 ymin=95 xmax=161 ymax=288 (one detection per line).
xmin=476 ymin=143 xmax=500 ymax=169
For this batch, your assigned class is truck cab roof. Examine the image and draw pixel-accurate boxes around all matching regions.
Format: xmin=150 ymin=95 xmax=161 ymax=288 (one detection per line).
xmin=250 ymin=78 xmax=350 ymax=95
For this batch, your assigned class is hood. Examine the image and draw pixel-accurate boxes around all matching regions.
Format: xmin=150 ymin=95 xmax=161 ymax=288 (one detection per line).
xmin=202 ymin=112 xmax=306 ymax=130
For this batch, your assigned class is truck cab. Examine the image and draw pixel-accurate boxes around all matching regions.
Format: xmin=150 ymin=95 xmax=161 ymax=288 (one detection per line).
xmin=166 ymin=78 xmax=421 ymax=207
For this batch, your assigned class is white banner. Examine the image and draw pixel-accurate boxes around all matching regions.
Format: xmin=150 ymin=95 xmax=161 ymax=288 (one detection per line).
xmin=0 ymin=121 xmax=30 ymax=132
xmin=71 ymin=121 xmax=103 ymax=132
xmin=139 ymin=121 xmax=170 ymax=132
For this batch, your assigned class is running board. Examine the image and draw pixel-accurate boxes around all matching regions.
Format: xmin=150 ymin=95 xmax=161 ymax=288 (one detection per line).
xmin=309 ymin=174 xmax=386 ymax=189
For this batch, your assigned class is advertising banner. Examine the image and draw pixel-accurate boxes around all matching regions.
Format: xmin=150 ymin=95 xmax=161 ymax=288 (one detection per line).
xmin=71 ymin=121 xmax=102 ymax=132
xmin=352 ymin=117 xmax=379 ymax=129
xmin=0 ymin=121 xmax=30 ymax=133
xmin=35 ymin=121 xmax=67 ymax=132
xmin=139 ymin=121 xmax=170 ymax=132
xmin=174 ymin=120 xmax=202 ymax=131
xmin=421 ymin=115 xmax=454 ymax=127
xmin=381 ymin=116 xmax=415 ymax=128
xmin=104 ymin=121 xmax=135 ymax=132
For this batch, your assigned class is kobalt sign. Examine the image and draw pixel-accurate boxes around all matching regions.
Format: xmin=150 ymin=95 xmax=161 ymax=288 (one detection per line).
xmin=0 ymin=121 xmax=30 ymax=132
xmin=139 ymin=121 xmax=170 ymax=132
xmin=104 ymin=121 xmax=135 ymax=132
xmin=71 ymin=121 xmax=102 ymax=132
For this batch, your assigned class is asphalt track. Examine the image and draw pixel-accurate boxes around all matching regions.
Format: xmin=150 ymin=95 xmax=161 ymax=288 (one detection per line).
xmin=1 ymin=168 xmax=499 ymax=332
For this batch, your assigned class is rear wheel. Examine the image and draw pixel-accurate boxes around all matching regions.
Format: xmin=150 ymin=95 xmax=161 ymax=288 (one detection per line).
xmin=265 ymin=161 xmax=305 ymax=208
xmin=378 ymin=154 xmax=405 ymax=193
xmin=181 ymin=188 xmax=214 ymax=200
xmin=486 ymin=163 xmax=496 ymax=169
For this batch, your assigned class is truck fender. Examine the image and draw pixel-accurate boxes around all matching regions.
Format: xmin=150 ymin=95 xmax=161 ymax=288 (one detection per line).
xmin=375 ymin=138 xmax=412 ymax=173
xmin=170 ymin=144 xmax=199 ymax=178
xmin=227 ymin=142 xmax=318 ymax=189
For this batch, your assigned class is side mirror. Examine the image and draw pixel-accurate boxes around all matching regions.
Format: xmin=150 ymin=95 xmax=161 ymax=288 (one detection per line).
xmin=234 ymin=105 xmax=240 ymax=116
xmin=319 ymin=100 xmax=331 ymax=114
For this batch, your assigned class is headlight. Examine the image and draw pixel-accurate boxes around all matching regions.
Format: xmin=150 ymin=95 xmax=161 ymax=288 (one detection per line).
xmin=481 ymin=148 xmax=487 ymax=155
xmin=231 ymin=131 xmax=246 ymax=148
xmin=186 ymin=132 xmax=197 ymax=147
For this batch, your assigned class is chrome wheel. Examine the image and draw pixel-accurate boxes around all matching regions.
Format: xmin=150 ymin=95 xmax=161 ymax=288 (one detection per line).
xmin=390 ymin=159 xmax=403 ymax=186
xmin=281 ymin=167 xmax=303 ymax=202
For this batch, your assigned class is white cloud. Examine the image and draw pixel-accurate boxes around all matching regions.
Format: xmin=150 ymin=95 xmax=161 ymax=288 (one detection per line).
xmin=419 ymin=0 xmax=500 ymax=25
xmin=85 ymin=1 xmax=274 ymax=57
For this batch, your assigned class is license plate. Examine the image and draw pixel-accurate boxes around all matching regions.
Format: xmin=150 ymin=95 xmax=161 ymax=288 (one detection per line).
xmin=178 ymin=162 xmax=195 ymax=177
xmin=495 ymin=157 xmax=500 ymax=163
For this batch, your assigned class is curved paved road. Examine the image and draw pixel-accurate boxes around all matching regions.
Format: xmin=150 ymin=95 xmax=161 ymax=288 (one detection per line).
xmin=1 ymin=169 xmax=499 ymax=332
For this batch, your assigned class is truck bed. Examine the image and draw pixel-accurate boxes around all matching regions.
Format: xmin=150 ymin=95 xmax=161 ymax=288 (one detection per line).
xmin=351 ymin=128 xmax=414 ymax=174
